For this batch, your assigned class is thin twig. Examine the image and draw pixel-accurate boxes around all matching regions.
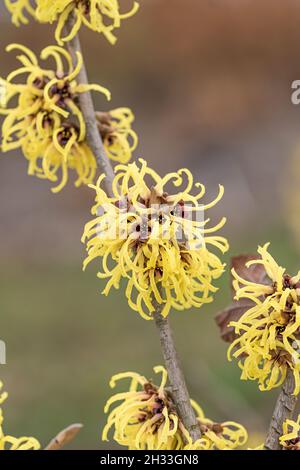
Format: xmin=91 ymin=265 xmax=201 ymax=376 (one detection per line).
xmin=64 ymin=13 xmax=201 ymax=442
xmin=264 ymin=369 xmax=298 ymax=450
xmin=153 ymin=308 xmax=201 ymax=441
xmin=64 ymin=14 xmax=115 ymax=197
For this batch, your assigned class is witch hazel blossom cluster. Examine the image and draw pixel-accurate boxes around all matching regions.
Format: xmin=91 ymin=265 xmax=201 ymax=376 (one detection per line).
xmin=35 ymin=0 xmax=139 ymax=46
xmin=0 ymin=44 xmax=137 ymax=192
xmin=102 ymin=366 xmax=247 ymax=451
xmin=82 ymin=159 xmax=228 ymax=319
xmin=5 ymin=0 xmax=139 ymax=46
xmin=227 ymin=243 xmax=300 ymax=394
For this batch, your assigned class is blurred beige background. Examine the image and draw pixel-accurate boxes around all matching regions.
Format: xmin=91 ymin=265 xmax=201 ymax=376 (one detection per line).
xmin=1 ymin=0 xmax=300 ymax=449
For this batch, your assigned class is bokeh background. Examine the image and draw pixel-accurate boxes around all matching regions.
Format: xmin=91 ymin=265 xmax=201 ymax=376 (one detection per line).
xmin=1 ymin=0 xmax=300 ymax=449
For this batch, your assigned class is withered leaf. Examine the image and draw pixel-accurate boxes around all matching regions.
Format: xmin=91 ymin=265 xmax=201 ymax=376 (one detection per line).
xmin=215 ymin=300 xmax=253 ymax=343
xmin=45 ymin=423 xmax=83 ymax=450
xmin=215 ymin=253 xmax=271 ymax=344
xmin=230 ymin=254 xmax=269 ymax=296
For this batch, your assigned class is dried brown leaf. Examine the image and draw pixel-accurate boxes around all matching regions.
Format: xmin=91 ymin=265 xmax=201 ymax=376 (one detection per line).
xmin=215 ymin=300 xmax=253 ymax=343
xmin=230 ymin=254 xmax=269 ymax=295
xmin=216 ymin=253 xmax=271 ymax=343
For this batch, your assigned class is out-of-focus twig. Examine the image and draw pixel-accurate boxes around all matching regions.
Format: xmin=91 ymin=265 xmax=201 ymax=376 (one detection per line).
xmin=45 ymin=423 xmax=83 ymax=450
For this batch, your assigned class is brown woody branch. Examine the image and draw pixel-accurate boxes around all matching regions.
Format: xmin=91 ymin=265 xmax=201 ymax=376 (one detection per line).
xmin=264 ymin=369 xmax=298 ymax=450
xmin=64 ymin=14 xmax=115 ymax=198
xmin=64 ymin=14 xmax=201 ymax=442
xmin=153 ymin=308 xmax=201 ymax=442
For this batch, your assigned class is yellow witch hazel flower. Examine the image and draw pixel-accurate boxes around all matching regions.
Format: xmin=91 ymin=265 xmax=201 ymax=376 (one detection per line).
xmin=280 ymin=415 xmax=300 ymax=450
xmin=36 ymin=0 xmax=140 ymax=46
xmin=0 ymin=381 xmax=40 ymax=450
xmin=5 ymin=0 xmax=36 ymax=26
xmin=0 ymin=44 xmax=111 ymax=192
xmin=228 ymin=243 xmax=300 ymax=394
xmin=96 ymin=108 xmax=138 ymax=164
xmin=82 ymin=159 xmax=228 ymax=319
xmin=102 ymin=366 xmax=247 ymax=451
